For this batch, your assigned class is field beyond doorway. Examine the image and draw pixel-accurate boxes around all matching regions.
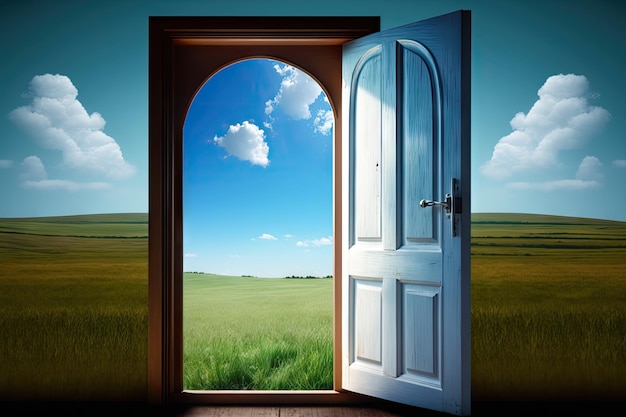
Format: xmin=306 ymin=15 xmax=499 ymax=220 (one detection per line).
xmin=183 ymin=274 xmax=333 ymax=390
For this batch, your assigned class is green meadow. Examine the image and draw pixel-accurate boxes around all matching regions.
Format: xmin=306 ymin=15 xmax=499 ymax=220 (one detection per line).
xmin=183 ymin=274 xmax=333 ymax=390
xmin=0 ymin=214 xmax=148 ymax=401
xmin=471 ymin=213 xmax=626 ymax=400
xmin=1 ymin=212 xmax=625 ymax=401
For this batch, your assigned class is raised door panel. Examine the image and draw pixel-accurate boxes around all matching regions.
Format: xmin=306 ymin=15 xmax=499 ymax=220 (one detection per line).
xmin=352 ymin=47 xmax=383 ymax=244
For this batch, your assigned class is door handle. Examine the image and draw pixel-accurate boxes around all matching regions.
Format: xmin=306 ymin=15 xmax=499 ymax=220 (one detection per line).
xmin=419 ymin=194 xmax=461 ymax=215
xmin=419 ymin=178 xmax=462 ymax=236
xmin=420 ymin=196 xmax=452 ymax=213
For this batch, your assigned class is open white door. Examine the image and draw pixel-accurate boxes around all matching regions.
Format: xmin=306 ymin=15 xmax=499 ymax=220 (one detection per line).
xmin=341 ymin=11 xmax=471 ymax=415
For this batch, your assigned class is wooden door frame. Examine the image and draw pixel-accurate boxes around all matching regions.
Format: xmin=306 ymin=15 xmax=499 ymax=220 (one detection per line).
xmin=148 ymin=16 xmax=380 ymax=405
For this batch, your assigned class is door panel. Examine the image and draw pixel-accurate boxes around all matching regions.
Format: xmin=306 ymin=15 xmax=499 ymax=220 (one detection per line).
xmin=342 ymin=11 xmax=470 ymax=415
xmin=401 ymin=283 xmax=439 ymax=379
xmin=400 ymin=41 xmax=437 ymax=243
xmin=352 ymin=46 xmax=382 ymax=242
xmin=354 ymin=279 xmax=383 ymax=366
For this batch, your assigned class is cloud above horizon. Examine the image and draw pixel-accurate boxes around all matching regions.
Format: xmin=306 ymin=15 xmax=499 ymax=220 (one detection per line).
xmin=8 ymin=74 xmax=136 ymax=184
xmin=265 ymin=64 xmax=323 ymax=120
xmin=213 ymin=121 xmax=269 ymax=167
xmin=481 ymin=74 xmax=610 ymax=190
xmin=213 ymin=63 xmax=332 ymax=167
xmin=507 ymin=155 xmax=604 ymax=191
xmin=264 ymin=63 xmax=333 ymax=135
xmin=20 ymin=155 xmax=110 ymax=191
xmin=258 ymin=233 xmax=278 ymax=240
xmin=296 ymin=235 xmax=333 ymax=247
xmin=313 ymin=108 xmax=334 ymax=136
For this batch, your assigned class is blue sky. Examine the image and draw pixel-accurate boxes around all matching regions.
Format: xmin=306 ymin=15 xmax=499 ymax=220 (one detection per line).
xmin=0 ymin=0 xmax=624 ymax=276
xmin=183 ymin=59 xmax=334 ymax=277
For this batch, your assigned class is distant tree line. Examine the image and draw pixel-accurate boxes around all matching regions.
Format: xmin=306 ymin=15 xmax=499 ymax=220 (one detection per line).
xmin=284 ymin=275 xmax=332 ymax=279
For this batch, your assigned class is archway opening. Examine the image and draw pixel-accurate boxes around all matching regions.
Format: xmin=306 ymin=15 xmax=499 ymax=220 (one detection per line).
xmin=182 ymin=58 xmax=334 ymax=390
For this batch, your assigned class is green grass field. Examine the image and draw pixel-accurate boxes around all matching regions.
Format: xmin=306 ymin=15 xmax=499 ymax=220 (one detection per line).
xmin=0 ymin=213 xmax=148 ymax=401
xmin=471 ymin=213 xmax=626 ymax=400
xmin=183 ymin=273 xmax=333 ymax=390
xmin=1 ymin=212 xmax=625 ymax=401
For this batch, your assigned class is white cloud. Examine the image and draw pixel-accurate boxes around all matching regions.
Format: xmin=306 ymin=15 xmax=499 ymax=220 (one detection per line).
xmin=481 ymin=74 xmax=610 ymax=179
xmin=505 ymin=155 xmax=604 ymax=191
xmin=0 ymin=160 xmax=13 ymax=168
xmin=19 ymin=155 xmax=110 ymax=191
xmin=575 ymin=155 xmax=603 ymax=181
xmin=8 ymin=73 xmax=136 ymax=180
xmin=296 ymin=235 xmax=333 ymax=247
xmin=184 ymin=253 xmax=197 ymax=258
xmin=20 ymin=155 xmax=47 ymax=181
xmin=259 ymin=233 xmax=278 ymax=240
xmin=314 ymin=109 xmax=334 ymax=136
xmin=265 ymin=64 xmax=322 ymax=120
xmin=508 ymin=179 xmax=600 ymax=191
xmin=22 ymin=179 xmax=111 ymax=191
xmin=213 ymin=121 xmax=269 ymax=167
xmin=612 ymin=160 xmax=626 ymax=168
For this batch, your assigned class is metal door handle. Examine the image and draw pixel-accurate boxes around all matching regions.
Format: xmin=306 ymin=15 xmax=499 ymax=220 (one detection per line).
xmin=419 ymin=178 xmax=462 ymax=236
xmin=419 ymin=197 xmax=450 ymax=212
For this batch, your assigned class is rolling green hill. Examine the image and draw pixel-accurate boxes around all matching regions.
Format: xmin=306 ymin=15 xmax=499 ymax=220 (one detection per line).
xmin=471 ymin=212 xmax=626 ymax=255
xmin=472 ymin=212 xmax=625 ymax=226
xmin=0 ymin=212 xmax=147 ymax=237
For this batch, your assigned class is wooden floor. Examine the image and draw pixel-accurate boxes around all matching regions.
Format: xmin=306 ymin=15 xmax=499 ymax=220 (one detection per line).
xmin=165 ymin=402 xmax=624 ymax=417
xmin=168 ymin=402 xmax=443 ymax=417
xmin=171 ymin=405 xmax=428 ymax=416
xmin=0 ymin=401 xmax=433 ymax=417
xmin=2 ymin=400 xmax=622 ymax=416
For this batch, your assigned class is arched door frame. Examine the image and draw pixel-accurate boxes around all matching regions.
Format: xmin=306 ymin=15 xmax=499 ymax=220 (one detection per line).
xmin=148 ymin=16 xmax=380 ymax=405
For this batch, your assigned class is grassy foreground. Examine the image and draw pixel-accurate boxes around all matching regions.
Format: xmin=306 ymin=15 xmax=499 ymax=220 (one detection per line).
xmin=0 ymin=214 xmax=148 ymax=401
xmin=471 ymin=213 xmax=626 ymax=400
xmin=183 ymin=274 xmax=333 ymax=390
xmin=0 ymin=212 xmax=625 ymax=401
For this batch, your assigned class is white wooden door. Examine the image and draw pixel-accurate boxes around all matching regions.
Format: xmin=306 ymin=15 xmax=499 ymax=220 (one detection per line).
xmin=341 ymin=11 xmax=471 ymax=416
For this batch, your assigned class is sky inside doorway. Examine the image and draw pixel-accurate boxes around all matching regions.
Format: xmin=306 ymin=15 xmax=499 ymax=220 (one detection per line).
xmin=183 ymin=59 xmax=334 ymax=278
